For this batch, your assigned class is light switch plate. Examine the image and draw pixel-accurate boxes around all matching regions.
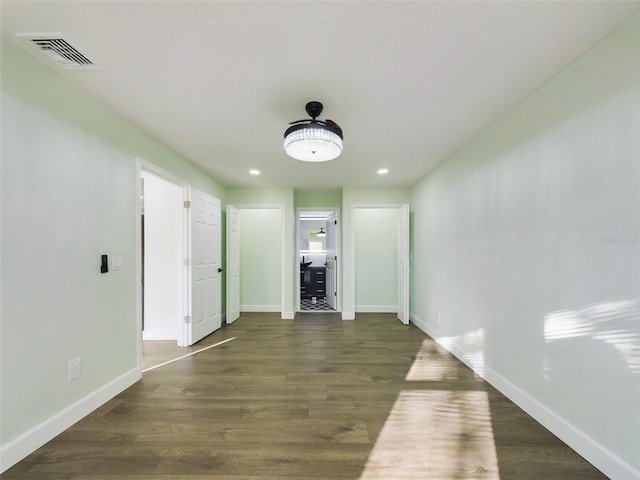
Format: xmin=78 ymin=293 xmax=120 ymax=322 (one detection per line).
xmin=111 ymin=256 xmax=124 ymax=270
xmin=68 ymin=357 xmax=82 ymax=381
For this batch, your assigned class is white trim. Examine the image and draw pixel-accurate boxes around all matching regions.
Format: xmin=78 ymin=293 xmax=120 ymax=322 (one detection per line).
xmin=410 ymin=313 xmax=640 ymax=480
xmin=351 ymin=203 xmax=407 ymax=209
xmin=349 ymin=203 xmax=409 ymax=324
xmin=0 ymin=368 xmax=140 ymax=473
xmin=281 ymin=310 xmax=295 ymax=320
xmin=355 ymin=305 xmax=397 ymax=313
xmin=240 ymin=305 xmax=281 ymax=312
xmin=135 ymin=157 xmax=190 ymax=349
xmin=296 ymin=207 xmax=341 ymax=314
xmin=230 ymin=204 xmax=287 ymax=320
xmin=342 ymin=311 xmax=355 ymax=320
xmin=137 ymin=157 xmax=190 ymax=186
xmin=281 ymin=207 xmax=287 ymax=320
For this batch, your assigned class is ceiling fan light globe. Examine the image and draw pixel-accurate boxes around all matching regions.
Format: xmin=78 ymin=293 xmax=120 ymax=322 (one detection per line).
xmin=284 ymin=126 xmax=343 ymax=162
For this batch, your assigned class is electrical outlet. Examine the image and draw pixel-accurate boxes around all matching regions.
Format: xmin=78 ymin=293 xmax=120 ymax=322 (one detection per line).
xmin=68 ymin=357 xmax=82 ymax=382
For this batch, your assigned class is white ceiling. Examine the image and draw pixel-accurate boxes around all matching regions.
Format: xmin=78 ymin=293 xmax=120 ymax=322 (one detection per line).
xmin=2 ymin=1 xmax=638 ymax=190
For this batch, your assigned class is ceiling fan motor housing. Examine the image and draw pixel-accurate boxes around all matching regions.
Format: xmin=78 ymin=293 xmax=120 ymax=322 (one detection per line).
xmin=305 ymin=101 xmax=323 ymax=119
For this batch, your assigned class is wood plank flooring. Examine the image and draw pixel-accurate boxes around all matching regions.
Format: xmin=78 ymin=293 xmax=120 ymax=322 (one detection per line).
xmin=3 ymin=312 xmax=608 ymax=479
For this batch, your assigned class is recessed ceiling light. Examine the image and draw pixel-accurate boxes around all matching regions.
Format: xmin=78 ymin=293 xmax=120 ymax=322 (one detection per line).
xmin=377 ymin=168 xmax=389 ymax=175
xmin=249 ymin=169 xmax=260 ymax=175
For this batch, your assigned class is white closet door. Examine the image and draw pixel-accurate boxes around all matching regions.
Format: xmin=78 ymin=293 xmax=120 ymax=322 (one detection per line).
xmin=397 ymin=204 xmax=410 ymax=325
xmin=188 ymin=188 xmax=221 ymax=344
xmin=226 ymin=205 xmax=240 ymax=324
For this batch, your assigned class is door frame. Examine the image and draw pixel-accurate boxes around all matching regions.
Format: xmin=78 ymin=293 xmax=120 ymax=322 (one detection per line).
xmin=135 ymin=158 xmax=190 ymax=367
xmin=226 ymin=204 xmax=287 ymax=318
xmin=349 ymin=203 xmax=410 ymax=325
xmin=296 ymin=208 xmax=341 ymax=313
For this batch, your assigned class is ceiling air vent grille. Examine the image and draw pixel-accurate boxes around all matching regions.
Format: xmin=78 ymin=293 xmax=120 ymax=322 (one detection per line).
xmin=16 ymin=33 xmax=101 ymax=70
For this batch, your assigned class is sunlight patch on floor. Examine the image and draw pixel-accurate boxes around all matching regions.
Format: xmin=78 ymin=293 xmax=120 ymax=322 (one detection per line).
xmin=359 ymin=390 xmax=500 ymax=479
xmin=406 ymin=339 xmax=462 ymax=382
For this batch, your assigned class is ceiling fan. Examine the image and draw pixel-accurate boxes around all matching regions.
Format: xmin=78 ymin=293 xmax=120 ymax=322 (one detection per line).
xmin=284 ymin=101 xmax=344 ymax=162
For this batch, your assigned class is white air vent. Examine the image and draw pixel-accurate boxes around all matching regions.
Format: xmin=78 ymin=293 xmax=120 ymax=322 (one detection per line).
xmin=15 ymin=33 xmax=102 ymax=70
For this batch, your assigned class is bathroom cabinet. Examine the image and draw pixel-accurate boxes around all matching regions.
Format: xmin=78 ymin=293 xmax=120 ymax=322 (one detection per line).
xmin=300 ymin=266 xmax=326 ymax=299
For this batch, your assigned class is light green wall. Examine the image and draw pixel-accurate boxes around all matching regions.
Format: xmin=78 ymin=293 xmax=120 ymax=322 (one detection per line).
xmin=295 ymin=190 xmax=342 ymax=208
xmin=354 ymin=208 xmax=398 ymax=309
xmin=0 ymin=40 xmax=225 ymax=460
xmin=227 ymin=187 xmax=293 ymax=207
xmin=239 ymin=209 xmax=283 ymax=309
xmin=410 ymin=17 xmax=639 ymax=476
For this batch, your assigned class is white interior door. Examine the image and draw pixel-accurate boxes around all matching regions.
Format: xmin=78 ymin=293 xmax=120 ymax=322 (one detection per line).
xmin=226 ymin=205 xmax=240 ymax=324
xmin=187 ymin=188 xmax=222 ymax=345
xmin=397 ymin=204 xmax=410 ymax=325
xmin=325 ymin=212 xmax=338 ymax=309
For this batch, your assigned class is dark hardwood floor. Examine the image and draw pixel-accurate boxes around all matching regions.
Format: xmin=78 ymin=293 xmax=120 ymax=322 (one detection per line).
xmin=3 ymin=312 xmax=607 ymax=479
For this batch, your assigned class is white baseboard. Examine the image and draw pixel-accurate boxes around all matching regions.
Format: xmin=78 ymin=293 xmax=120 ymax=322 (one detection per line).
xmin=281 ymin=311 xmax=295 ymax=320
xmin=240 ymin=305 xmax=280 ymax=312
xmin=342 ymin=311 xmax=355 ymax=320
xmin=409 ymin=312 xmax=639 ymax=480
xmin=142 ymin=329 xmax=177 ymax=340
xmin=0 ymin=367 xmax=141 ymax=473
xmin=355 ymin=305 xmax=396 ymax=313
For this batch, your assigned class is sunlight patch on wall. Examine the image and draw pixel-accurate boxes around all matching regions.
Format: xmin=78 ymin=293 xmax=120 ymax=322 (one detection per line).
xmin=544 ymin=299 xmax=640 ymax=374
xmin=437 ymin=328 xmax=486 ymax=377
xmin=359 ymin=390 xmax=499 ymax=479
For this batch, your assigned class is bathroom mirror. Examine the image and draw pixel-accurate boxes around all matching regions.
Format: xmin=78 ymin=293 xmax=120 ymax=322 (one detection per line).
xmin=308 ymin=228 xmax=326 ymax=252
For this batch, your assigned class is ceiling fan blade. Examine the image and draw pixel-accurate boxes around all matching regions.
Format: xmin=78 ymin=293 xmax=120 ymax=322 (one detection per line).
xmin=325 ymin=119 xmax=343 ymax=135
xmin=289 ymin=119 xmax=330 ymax=126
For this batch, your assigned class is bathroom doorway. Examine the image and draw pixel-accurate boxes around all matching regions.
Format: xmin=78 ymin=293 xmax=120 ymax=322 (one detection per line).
xmin=298 ymin=209 xmax=340 ymax=312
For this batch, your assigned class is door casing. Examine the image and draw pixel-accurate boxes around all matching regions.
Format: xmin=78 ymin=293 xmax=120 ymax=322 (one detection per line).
xmin=349 ymin=203 xmax=410 ymax=325
xmin=296 ymin=208 xmax=341 ymax=313
xmin=135 ymin=158 xmax=223 ymax=370
xmin=226 ymin=204 xmax=287 ymax=319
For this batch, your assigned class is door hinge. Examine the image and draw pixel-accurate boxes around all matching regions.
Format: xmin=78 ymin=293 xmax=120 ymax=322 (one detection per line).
xmin=334 ymin=219 xmax=337 ymax=225
xmin=184 ymin=200 xmax=191 ymax=209
xmin=184 ymin=259 xmax=192 ymax=267
xmin=335 ymin=255 xmax=337 ymax=261
xmin=184 ymin=315 xmax=192 ymax=324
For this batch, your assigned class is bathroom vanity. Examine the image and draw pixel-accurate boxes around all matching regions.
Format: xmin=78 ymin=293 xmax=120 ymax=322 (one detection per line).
xmin=300 ymin=266 xmax=326 ymax=299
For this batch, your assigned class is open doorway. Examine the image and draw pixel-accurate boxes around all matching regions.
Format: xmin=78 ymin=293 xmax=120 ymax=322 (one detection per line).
xmin=140 ymin=169 xmax=185 ymax=342
xmin=137 ymin=159 xmax=223 ymax=375
xmin=298 ymin=209 xmax=340 ymax=312
xmin=226 ymin=205 xmax=286 ymax=323
xmin=351 ymin=204 xmax=409 ymax=324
